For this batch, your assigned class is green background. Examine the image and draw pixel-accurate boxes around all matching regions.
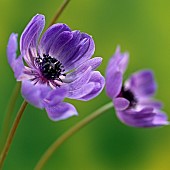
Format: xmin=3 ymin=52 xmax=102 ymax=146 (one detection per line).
xmin=1 ymin=0 xmax=170 ymax=169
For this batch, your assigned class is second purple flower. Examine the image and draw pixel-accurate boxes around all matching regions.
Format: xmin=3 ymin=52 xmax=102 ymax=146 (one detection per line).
xmin=106 ymin=46 xmax=169 ymax=128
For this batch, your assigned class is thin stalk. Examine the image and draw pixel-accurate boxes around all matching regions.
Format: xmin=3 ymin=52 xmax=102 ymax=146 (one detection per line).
xmin=0 ymin=0 xmax=70 ymax=167
xmin=0 ymin=0 xmax=70 ymax=155
xmin=48 ymin=0 xmax=71 ymax=27
xmin=0 ymin=100 xmax=28 ymax=170
xmin=0 ymin=82 xmax=21 ymax=153
xmin=34 ymin=102 xmax=113 ymax=170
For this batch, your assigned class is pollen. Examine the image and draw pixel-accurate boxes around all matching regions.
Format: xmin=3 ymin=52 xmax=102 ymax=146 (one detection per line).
xmin=36 ymin=54 xmax=65 ymax=81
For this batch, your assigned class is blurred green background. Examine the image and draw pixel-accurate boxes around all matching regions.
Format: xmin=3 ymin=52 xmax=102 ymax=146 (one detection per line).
xmin=1 ymin=0 xmax=170 ymax=169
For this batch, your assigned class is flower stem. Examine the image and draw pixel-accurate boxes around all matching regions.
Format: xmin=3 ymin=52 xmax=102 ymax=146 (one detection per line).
xmin=34 ymin=102 xmax=113 ymax=170
xmin=0 ymin=100 xmax=28 ymax=170
xmin=48 ymin=0 xmax=71 ymax=27
xmin=0 ymin=0 xmax=70 ymax=156
xmin=0 ymin=82 xmax=21 ymax=153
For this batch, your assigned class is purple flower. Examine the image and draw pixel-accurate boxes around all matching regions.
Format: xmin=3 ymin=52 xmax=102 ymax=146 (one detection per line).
xmin=106 ymin=46 xmax=169 ymax=128
xmin=7 ymin=14 xmax=105 ymax=121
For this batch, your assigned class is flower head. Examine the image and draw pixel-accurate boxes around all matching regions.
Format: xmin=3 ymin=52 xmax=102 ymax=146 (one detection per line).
xmin=7 ymin=14 xmax=105 ymax=121
xmin=106 ymin=46 xmax=169 ymax=128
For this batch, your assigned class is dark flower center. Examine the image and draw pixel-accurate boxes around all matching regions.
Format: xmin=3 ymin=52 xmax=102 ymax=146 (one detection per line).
xmin=118 ymin=86 xmax=137 ymax=108
xmin=35 ymin=54 xmax=65 ymax=81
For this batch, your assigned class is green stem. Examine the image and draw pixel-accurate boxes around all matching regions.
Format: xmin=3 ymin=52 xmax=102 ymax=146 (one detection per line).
xmin=48 ymin=0 xmax=70 ymax=27
xmin=0 ymin=0 xmax=71 ymax=167
xmin=34 ymin=102 xmax=113 ymax=170
xmin=0 ymin=0 xmax=70 ymax=156
xmin=0 ymin=82 xmax=21 ymax=153
xmin=0 ymin=100 xmax=28 ymax=170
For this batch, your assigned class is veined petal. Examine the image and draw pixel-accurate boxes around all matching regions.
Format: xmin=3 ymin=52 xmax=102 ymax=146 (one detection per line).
xmin=116 ymin=108 xmax=169 ymax=128
xmin=106 ymin=46 xmax=129 ymax=75
xmin=67 ymin=67 xmax=92 ymax=91
xmin=125 ymin=70 xmax=157 ymax=97
xmin=63 ymin=33 xmax=95 ymax=71
xmin=39 ymin=23 xmax=71 ymax=55
xmin=20 ymin=14 xmax=45 ymax=66
xmin=21 ymin=80 xmax=50 ymax=108
xmin=7 ymin=33 xmax=24 ymax=80
xmin=46 ymin=102 xmax=78 ymax=121
xmin=152 ymin=112 xmax=169 ymax=126
xmin=106 ymin=46 xmax=129 ymax=99
xmin=57 ymin=31 xmax=82 ymax=64
xmin=106 ymin=71 xmax=123 ymax=98
xmin=43 ymin=87 xmax=68 ymax=107
xmin=78 ymin=71 xmax=105 ymax=101
xmin=113 ymin=97 xmax=130 ymax=111
xmin=65 ymin=57 xmax=102 ymax=82
xmin=49 ymin=31 xmax=73 ymax=58
xmin=67 ymin=83 xmax=94 ymax=99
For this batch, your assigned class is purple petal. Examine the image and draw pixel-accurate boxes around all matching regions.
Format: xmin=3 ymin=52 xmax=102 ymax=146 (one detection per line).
xmin=106 ymin=46 xmax=129 ymax=75
xmin=66 ymin=67 xmax=93 ymax=99
xmin=46 ymin=102 xmax=78 ymax=121
xmin=66 ymin=67 xmax=92 ymax=91
xmin=106 ymin=46 xmax=129 ymax=99
xmin=21 ymin=80 xmax=50 ymax=108
xmin=39 ymin=23 xmax=71 ymax=55
xmin=106 ymin=71 xmax=123 ymax=98
xmin=78 ymin=71 xmax=105 ymax=101
xmin=63 ymin=33 xmax=95 ymax=71
xmin=113 ymin=97 xmax=130 ymax=111
xmin=139 ymin=99 xmax=162 ymax=109
xmin=56 ymin=31 xmax=82 ymax=64
xmin=65 ymin=57 xmax=102 ymax=82
xmin=116 ymin=107 xmax=169 ymax=128
xmin=67 ymin=83 xmax=94 ymax=99
xmin=152 ymin=112 xmax=169 ymax=126
xmin=49 ymin=31 xmax=73 ymax=58
xmin=20 ymin=14 xmax=45 ymax=66
xmin=43 ymin=87 xmax=68 ymax=107
xmin=125 ymin=70 xmax=157 ymax=97
xmin=7 ymin=33 xmax=18 ymax=66
xmin=7 ymin=33 xmax=25 ymax=80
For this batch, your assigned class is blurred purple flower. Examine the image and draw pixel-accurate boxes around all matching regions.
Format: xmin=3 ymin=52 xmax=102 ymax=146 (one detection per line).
xmin=106 ymin=46 xmax=169 ymax=128
xmin=7 ymin=14 xmax=105 ymax=121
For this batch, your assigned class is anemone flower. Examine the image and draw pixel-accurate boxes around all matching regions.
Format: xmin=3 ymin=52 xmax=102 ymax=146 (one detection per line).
xmin=7 ymin=14 xmax=105 ymax=121
xmin=106 ymin=46 xmax=169 ymax=127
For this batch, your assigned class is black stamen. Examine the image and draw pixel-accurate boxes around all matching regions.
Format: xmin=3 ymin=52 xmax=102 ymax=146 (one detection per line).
xmin=118 ymin=86 xmax=137 ymax=108
xmin=35 ymin=54 xmax=65 ymax=81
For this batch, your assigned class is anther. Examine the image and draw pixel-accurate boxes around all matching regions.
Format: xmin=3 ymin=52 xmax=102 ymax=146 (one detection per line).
xmin=35 ymin=54 xmax=65 ymax=81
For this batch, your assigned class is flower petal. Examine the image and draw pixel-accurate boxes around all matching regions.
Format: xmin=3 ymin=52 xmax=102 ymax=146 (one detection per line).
xmin=56 ymin=31 xmax=82 ymax=63
xmin=46 ymin=102 xmax=78 ymax=121
xmin=125 ymin=70 xmax=157 ymax=97
xmin=78 ymin=71 xmax=105 ymax=101
xmin=63 ymin=33 xmax=95 ymax=71
xmin=20 ymin=14 xmax=45 ymax=66
xmin=152 ymin=112 xmax=169 ymax=126
xmin=67 ymin=67 xmax=92 ymax=91
xmin=106 ymin=46 xmax=129 ymax=75
xmin=106 ymin=71 xmax=123 ymax=98
xmin=116 ymin=108 xmax=169 ymax=128
xmin=113 ymin=97 xmax=130 ymax=111
xmin=43 ymin=87 xmax=68 ymax=107
xmin=7 ymin=33 xmax=24 ymax=80
xmin=65 ymin=57 xmax=102 ymax=82
xmin=21 ymin=80 xmax=50 ymax=108
xmin=49 ymin=31 xmax=73 ymax=58
xmin=139 ymin=99 xmax=162 ymax=109
xmin=39 ymin=23 xmax=71 ymax=55
xmin=106 ymin=46 xmax=129 ymax=99
xmin=67 ymin=83 xmax=94 ymax=99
